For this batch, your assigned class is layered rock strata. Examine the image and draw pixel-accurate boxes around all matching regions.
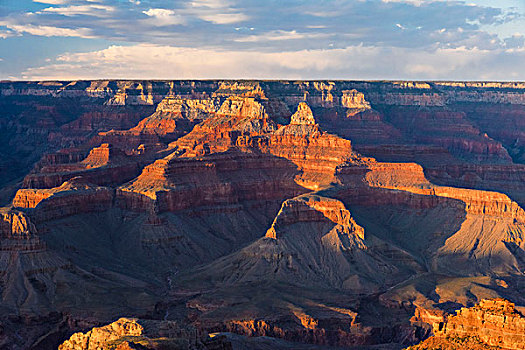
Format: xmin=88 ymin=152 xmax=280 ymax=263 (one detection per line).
xmin=119 ymin=102 xmax=355 ymax=214
xmin=409 ymin=299 xmax=525 ymax=350
xmin=23 ymin=143 xmax=142 ymax=189
xmin=117 ymin=150 xmax=305 ymax=213
xmin=13 ymin=177 xmax=113 ymax=221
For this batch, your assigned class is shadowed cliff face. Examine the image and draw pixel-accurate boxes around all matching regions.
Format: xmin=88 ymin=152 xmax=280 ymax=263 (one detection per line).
xmin=0 ymin=80 xmax=525 ymax=349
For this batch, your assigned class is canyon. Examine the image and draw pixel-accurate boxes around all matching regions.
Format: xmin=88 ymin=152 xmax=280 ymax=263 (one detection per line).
xmin=0 ymin=80 xmax=524 ymax=349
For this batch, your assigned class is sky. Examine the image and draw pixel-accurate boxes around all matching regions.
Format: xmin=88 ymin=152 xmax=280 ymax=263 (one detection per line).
xmin=0 ymin=0 xmax=524 ymax=81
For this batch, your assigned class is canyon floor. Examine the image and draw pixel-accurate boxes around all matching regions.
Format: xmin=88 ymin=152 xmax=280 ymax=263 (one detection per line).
xmin=1 ymin=80 xmax=525 ymax=349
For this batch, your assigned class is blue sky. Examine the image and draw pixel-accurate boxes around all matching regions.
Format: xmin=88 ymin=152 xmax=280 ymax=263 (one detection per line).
xmin=0 ymin=0 xmax=524 ymax=80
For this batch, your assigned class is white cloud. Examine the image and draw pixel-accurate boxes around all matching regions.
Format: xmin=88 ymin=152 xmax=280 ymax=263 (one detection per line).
xmin=18 ymin=44 xmax=370 ymax=79
xmin=197 ymin=12 xmax=249 ymax=24
xmin=142 ymin=8 xmax=186 ymax=26
xmin=190 ymin=0 xmax=234 ymax=9
xmin=0 ymin=22 xmax=94 ymax=38
xmin=41 ymin=5 xmax=115 ymax=16
xmin=142 ymin=2 xmax=248 ymax=25
xmin=186 ymin=0 xmax=249 ymax=24
xmin=19 ymin=43 xmax=525 ymax=81
xmin=303 ymin=11 xmax=340 ymax=18
xmin=235 ymin=30 xmax=329 ymax=42
xmin=32 ymin=0 xmax=68 ymax=4
xmin=143 ymin=9 xmax=175 ymax=17
xmin=381 ymin=0 xmax=442 ymax=6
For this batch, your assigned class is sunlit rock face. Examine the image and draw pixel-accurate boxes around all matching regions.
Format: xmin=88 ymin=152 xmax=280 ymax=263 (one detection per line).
xmin=409 ymin=299 xmax=525 ymax=350
xmin=1 ymin=80 xmax=525 ymax=349
xmin=58 ymin=317 xmax=232 ymax=350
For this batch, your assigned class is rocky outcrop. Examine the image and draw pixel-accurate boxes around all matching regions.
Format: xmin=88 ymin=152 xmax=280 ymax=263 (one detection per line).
xmin=214 ymin=96 xmax=277 ymax=133
xmin=213 ymin=81 xmax=266 ymax=99
xmin=265 ymin=195 xmax=365 ymax=241
xmin=118 ymin=150 xmax=305 ymax=213
xmin=183 ymin=192 xmax=418 ymax=295
xmin=121 ymin=102 xmax=355 ymax=212
xmin=154 ymin=95 xmax=220 ymax=119
xmin=59 ymin=318 xmax=145 ymax=350
xmin=290 ymin=102 xmax=316 ymax=125
xmin=105 ymin=81 xmax=216 ymax=106
xmin=275 ymin=102 xmax=320 ymax=137
xmin=351 ymin=161 xmax=525 ymax=220
xmin=1 ymin=209 xmax=37 ymax=239
xmin=219 ymin=316 xmax=418 ymax=348
xmin=23 ymin=144 xmax=142 ymax=189
xmin=171 ymin=96 xmax=278 ymax=154
xmin=14 ymin=177 xmax=114 ymax=221
xmin=0 ymin=208 xmax=80 ymax=319
xmin=80 ymin=143 xmax=127 ymax=168
xmin=341 ymin=89 xmax=371 ymax=109
xmin=337 ymin=159 xmax=525 ymax=275
xmin=103 ymin=95 xmax=221 ymax=146
xmin=409 ymin=299 xmax=525 ymax=350
xmin=57 ymin=106 xmax=154 ymax=141
xmin=410 ymin=305 xmax=447 ymax=329
xmin=23 ymin=163 xmax=140 ymax=189
xmin=59 ymin=317 xmax=232 ymax=350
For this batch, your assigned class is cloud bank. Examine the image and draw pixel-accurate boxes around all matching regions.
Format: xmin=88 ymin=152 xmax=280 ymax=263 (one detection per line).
xmin=21 ymin=43 xmax=525 ymax=81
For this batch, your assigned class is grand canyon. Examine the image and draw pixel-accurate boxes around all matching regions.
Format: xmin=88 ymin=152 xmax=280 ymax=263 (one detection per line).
xmin=0 ymin=80 xmax=525 ymax=349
